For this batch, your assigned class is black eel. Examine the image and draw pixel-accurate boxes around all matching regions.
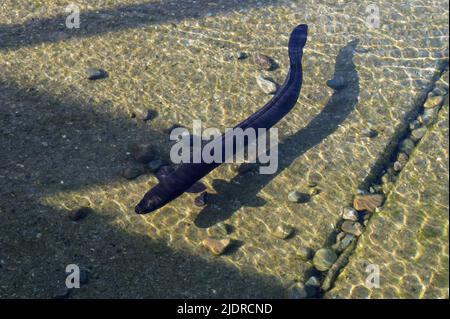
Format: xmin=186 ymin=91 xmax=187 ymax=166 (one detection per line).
xmin=135 ymin=24 xmax=308 ymax=214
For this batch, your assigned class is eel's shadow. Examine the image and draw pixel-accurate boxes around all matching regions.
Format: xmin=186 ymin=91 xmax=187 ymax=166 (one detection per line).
xmin=0 ymin=0 xmax=282 ymax=51
xmin=195 ymin=40 xmax=360 ymax=228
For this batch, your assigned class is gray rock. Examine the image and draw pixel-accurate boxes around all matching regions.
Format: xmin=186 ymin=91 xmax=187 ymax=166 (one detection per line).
xmin=122 ymin=166 xmax=144 ymax=180
xmin=397 ymin=152 xmax=409 ymax=166
xmin=326 ymin=76 xmax=346 ymax=90
xmin=288 ymin=191 xmax=310 ymax=203
xmin=332 ymin=233 xmax=355 ymax=252
xmin=253 ymin=53 xmax=275 ymax=70
xmin=305 ymin=276 xmax=321 ymax=287
xmin=256 ymin=76 xmax=277 ymax=94
xmin=297 ymin=247 xmax=314 ymax=261
xmin=313 ymin=248 xmax=338 ymax=271
xmin=393 ymin=161 xmax=403 ymax=172
xmin=68 ymin=207 xmax=93 ymax=221
xmin=420 ymin=108 xmax=439 ymax=126
xmin=424 ymin=93 xmax=443 ymax=109
xmin=341 ymin=221 xmax=364 ymax=237
xmin=400 ymin=138 xmax=415 ymax=155
xmin=341 ymin=207 xmax=359 ymax=221
xmin=87 ymin=68 xmax=108 ymax=80
xmin=286 ymin=282 xmax=308 ymax=299
xmin=411 ymin=127 xmax=427 ymax=142
xmin=147 ymin=159 xmax=164 ymax=173
xmin=270 ymin=224 xmax=294 ymax=239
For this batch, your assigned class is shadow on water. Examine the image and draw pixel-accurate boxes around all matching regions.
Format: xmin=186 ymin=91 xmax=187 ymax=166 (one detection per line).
xmin=0 ymin=0 xmax=281 ymax=51
xmin=195 ymin=40 xmax=360 ymax=228
xmin=0 ymin=81 xmax=285 ymax=298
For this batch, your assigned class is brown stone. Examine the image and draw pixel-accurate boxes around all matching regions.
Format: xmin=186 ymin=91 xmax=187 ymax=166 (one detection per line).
xmin=202 ymin=238 xmax=231 ymax=256
xmin=252 ymin=53 xmax=275 ymax=70
xmin=353 ymin=194 xmax=385 ymax=213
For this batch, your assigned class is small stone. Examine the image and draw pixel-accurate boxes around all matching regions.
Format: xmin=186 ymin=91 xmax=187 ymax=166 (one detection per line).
xmin=333 ymin=233 xmax=355 ymax=252
xmin=202 ymin=238 xmax=231 ymax=256
xmin=313 ymin=248 xmax=338 ymax=271
xmin=361 ymin=128 xmax=378 ymax=138
xmin=424 ymin=93 xmax=444 ymax=109
xmin=147 ymin=159 xmax=164 ymax=173
xmin=286 ymin=282 xmax=308 ymax=299
xmin=194 ymin=192 xmax=208 ymax=207
xmin=87 ymin=68 xmax=108 ymax=80
xmin=288 ymin=191 xmax=310 ymax=203
xmin=207 ymin=222 xmax=229 ymax=237
xmin=237 ymin=52 xmax=248 ymax=60
xmin=68 ymin=207 xmax=93 ymax=221
xmin=305 ymin=276 xmax=321 ymax=288
xmin=256 ymin=76 xmax=277 ymax=94
xmin=121 ymin=166 xmax=144 ymax=180
xmin=326 ymin=76 xmax=346 ymax=90
xmin=393 ymin=161 xmax=403 ymax=172
xmin=297 ymin=247 xmax=314 ymax=261
xmin=400 ymin=138 xmax=415 ymax=155
xmin=353 ymin=194 xmax=385 ymax=213
xmin=397 ymin=153 xmax=409 ymax=166
xmin=410 ymin=127 xmax=427 ymax=142
xmin=420 ymin=108 xmax=439 ymax=126
xmin=270 ymin=224 xmax=294 ymax=239
xmin=409 ymin=120 xmax=421 ymax=131
xmin=336 ymin=231 xmax=346 ymax=243
xmin=128 ymin=143 xmax=154 ymax=164
xmin=143 ymin=109 xmax=158 ymax=122
xmin=252 ymin=53 xmax=275 ymax=70
xmin=341 ymin=207 xmax=359 ymax=221
xmin=341 ymin=221 xmax=364 ymax=237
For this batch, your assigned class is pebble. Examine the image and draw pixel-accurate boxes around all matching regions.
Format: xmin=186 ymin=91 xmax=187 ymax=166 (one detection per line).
xmin=305 ymin=276 xmax=321 ymax=288
xmin=207 ymin=222 xmax=229 ymax=238
xmin=202 ymin=238 xmax=231 ymax=256
xmin=313 ymin=248 xmax=338 ymax=271
xmin=341 ymin=207 xmax=359 ymax=221
xmin=400 ymin=138 xmax=415 ymax=155
xmin=256 ymin=76 xmax=277 ymax=94
xmin=341 ymin=221 xmax=364 ymax=237
xmin=332 ymin=233 xmax=355 ymax=252
xmin=194 ymin=192 xmax=208 ymax=207
xmin=270 ymin=224 xmax=294 ymax=240
xmin=121 ymin=166 xmax=144 ymax=180
xmin=397 ymin=152 xmax=409 ymax=166
xmin=87 ymin=68 xmax=108 ymax=80
xmin=288 ymin=191 xmax=310 ymax=203
xmin=237 ymin=52 xmax=248 ymax=60
xmin=128 ymin=143 xmax=154 ymax=164
xmin=353 ymin=194 xmax=385 ymax=213
xmin=411 ymin=127 xmax=427 ymax=142
xmin=393 ymin=161 xmax=403 ymax=172
xmin=147 ymin=159 xmax=164 ymax=173
xmin=297 ymin=247 xmax=314 ymax=261
xmin=420 ymin=108 xmax=439 ymax=126
xmin=424 ymin=94 xmax=444 ymax=109
xmin=252 ymin=53 xmax=275 ymax=70
xmin=326 ymin=76 xmax=346 ymax=90
xmin=286 ymin=282 xmax=308 ymax=299
xmin=68 ymin=207 xmax=93 ymax=221
xmin=361 ymin=128 xmax=378 ymax=138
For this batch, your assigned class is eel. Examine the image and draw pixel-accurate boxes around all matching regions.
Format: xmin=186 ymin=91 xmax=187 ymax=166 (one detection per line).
xmin=135 ymin=24 xmax=308 ymax=214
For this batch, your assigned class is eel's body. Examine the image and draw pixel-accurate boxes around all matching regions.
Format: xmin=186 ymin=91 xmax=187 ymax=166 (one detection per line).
xmin=135 ymin=24 xmax=308 ymax=214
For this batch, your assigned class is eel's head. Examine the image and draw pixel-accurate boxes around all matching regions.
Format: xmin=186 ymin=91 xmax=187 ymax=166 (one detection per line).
xmin=135 ymin=189 xmax=164 ymax=214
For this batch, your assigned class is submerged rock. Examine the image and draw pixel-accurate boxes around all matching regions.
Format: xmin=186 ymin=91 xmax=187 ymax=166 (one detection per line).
xmin=400 ymin=138 xmax=415 ymax=155
xmin=313 ymin=248 xmax=338 ymax=271
xmin=341 ymin=221 xmax=364 ymax=237
xmin=286 ymin=282 xmax=308 ymax=299
xmin=87 ymin=67 xmax=108 ymax=80
xmin=411 ymin=127 xmax=427 ymax=142
xmin=297 ymin=247 xmax=314 ymax=261
xmin=424 ymin=94 xmax=444 ymax=109
xmin=341 ymin=207 xmax=359 ymax=221
xmin=69 ymin=207 xmax=93 ymax=221
xmin=256 ymin=76 xmax=277 ymax=94
xmin=288 ymin=191 xmax=310 ymax=203
xmin=252 ymin=53 xmax=275 ymax=70
xmin=333 ymin=233 xmax=356 ymax=252
xmin=270 ymin=224 xmax=294 ymax=239
xmin=122 ymin=166 xmax=144 ymax=180
xmin=202 ymin=238 xmax=231 ymax=256
xmin=353 ymin=194 xmax=385 ymax=213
